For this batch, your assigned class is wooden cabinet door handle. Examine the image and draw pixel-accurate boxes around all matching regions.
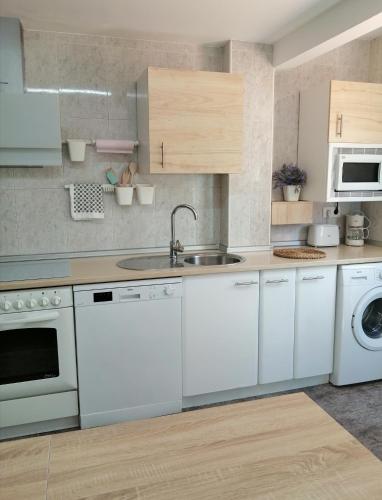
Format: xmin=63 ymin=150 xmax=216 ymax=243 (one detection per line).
xmin=336 ymin=113 xmax=343 ymax=137
xmin=161 ymin=141 xmax=164 ymax=168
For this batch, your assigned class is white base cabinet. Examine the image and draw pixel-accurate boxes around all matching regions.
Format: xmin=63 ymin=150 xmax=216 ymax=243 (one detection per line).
xmin=182 ymin=272 xmax=259 ymax=396
xmin=294 ymin=266 xmax=337 ymax=378
xmin=259 ymin=269 xmax=296 ymax=384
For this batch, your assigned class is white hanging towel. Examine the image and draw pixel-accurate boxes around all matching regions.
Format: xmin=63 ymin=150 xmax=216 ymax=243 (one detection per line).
xmin=69 ymin=184 xmax=105 ymax=220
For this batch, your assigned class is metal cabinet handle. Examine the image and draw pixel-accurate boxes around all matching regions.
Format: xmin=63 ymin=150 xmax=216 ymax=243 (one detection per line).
xmin=302 ymin=275 xmax=325 ymax=281
xmin=161 ymin=142 xmax=164 ymax=168
xmin=336 ymin=113 xmax=343 ymax=137
xmin=351 ymin=276 xmax=367 ymax=280
xmin=235 ymin=281 xmax=258 ymax=286
xmin=265 ymin=279 xmax=289 ymax=284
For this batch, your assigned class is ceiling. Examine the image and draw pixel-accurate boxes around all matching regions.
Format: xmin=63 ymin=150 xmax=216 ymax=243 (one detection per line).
xmin=0 ymin=0 xmax=341 ymax=44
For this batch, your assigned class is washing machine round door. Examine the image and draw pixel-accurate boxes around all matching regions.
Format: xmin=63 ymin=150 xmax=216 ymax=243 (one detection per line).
xmin=352 ymin=288 xmax=382 ymax=351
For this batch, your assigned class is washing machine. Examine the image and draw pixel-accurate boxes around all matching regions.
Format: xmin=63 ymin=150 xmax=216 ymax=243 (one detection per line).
xmin=331 ymin=263 xmax=382 ymax=386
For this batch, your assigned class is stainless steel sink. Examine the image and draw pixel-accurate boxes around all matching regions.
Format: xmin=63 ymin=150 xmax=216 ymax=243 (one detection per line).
xmin=117 ymin=255 xmax=185 ymax=271
xmin=117 ymin=253 xmax=245 ymax=270
xmin=183 ymin=254 xmax=244 ymax=266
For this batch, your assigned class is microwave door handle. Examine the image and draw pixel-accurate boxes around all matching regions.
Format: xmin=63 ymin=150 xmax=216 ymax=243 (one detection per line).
xmin=0 ymin=311 xmax=59 ymax=327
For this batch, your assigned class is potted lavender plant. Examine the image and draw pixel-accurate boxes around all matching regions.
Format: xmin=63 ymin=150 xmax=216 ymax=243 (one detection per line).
xmin=272 ymin=164 xmax=307 ymax=201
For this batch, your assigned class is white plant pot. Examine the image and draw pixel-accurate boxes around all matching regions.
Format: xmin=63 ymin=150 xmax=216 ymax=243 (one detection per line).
xmin=136 ymin=184 xmax=155 ymax=205
xmin=67 ymin=139 xmax=87 ymax=162
xmin=283 ymin=185 xmax=301 ymax=201
xmin=115 ymin=186 xmax=134 ymax=206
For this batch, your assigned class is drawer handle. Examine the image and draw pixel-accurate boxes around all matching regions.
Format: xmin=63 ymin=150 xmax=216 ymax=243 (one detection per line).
xmin=265 ymin=279 xmax=289 ymax=284
xmin=302 ymin=276 xmax=325 ymax=281
xmin=351 ymin=276 xmax=367 ymax=280
xmin=235 ymin=281 xmax=258 ymax=286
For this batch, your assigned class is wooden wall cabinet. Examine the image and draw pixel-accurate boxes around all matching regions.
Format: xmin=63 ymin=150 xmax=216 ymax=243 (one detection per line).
xmin=329 ymin=80 xmax=382 ymax=143
xmin=137 ymin=67 xmax=243 ymax=174
xmin=271 ymin=201 xmax=313 ymax=225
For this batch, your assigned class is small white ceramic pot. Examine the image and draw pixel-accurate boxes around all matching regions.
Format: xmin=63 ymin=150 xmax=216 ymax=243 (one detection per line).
xmin=67 ymin=139 xmax=87 ymax=162
xmin=136 ymin=184 xmax=155 ymax=205
xmin=283 ymin=185 xmax=301 ymax=201
xmin=115 ymin=186 xmax=134 ymax=206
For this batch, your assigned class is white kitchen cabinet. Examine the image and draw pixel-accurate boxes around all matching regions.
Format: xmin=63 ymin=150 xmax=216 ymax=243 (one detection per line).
xmin=259 ymin=269 xmax=296 ymax=384
xmin=183 ymin=272 xmax=259 ymax=396
xmin=294 ymin=266 xmax=337 ymax=379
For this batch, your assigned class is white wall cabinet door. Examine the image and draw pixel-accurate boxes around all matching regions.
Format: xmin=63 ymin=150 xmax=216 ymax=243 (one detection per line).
xmin=259 ymin=269 xmax=296 ymax=384
xmin=183 ymin=272 xmax=259 ymax=396
xmin=294 ymin=266 xmax=337 ymax=379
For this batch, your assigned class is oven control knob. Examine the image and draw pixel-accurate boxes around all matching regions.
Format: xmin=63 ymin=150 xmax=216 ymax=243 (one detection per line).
xmin=26 ymin=298 xmax=37 ymax=308
xmin=0 ymin=300 xmax=11 ymax=311
xmin=13 ymin=299 xmax=24 ymax=310
xmin=51 ymin=296 xmax=61 ymax=306
xmin=164 ymin=285 xmax=175 ymax=296
xmin=39 ymin=297 xmax=50 ymax=307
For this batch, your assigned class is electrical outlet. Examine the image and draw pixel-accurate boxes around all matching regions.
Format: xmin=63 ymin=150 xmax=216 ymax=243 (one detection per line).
xmin=323 ymin=207 xmax=339 ymax=218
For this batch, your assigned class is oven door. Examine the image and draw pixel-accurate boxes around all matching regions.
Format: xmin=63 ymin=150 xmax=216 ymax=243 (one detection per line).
xmin=0 ymin=307 xmax=77 ymax=401
xmin=336 ymin=154 xmax=382 ymax=191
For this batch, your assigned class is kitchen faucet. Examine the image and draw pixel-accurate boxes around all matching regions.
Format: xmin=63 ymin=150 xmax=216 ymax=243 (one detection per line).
xmin=170 ymin=204 xmax=198 ymax=261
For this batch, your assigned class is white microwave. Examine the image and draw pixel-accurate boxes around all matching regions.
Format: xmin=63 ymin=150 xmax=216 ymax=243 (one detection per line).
xmin=336 ymin=154 xmax=382 ymax=191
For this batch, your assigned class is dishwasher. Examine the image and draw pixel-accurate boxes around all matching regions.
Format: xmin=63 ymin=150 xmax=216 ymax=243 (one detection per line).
xmin=73 ymin=278 xmax=182 ymax=429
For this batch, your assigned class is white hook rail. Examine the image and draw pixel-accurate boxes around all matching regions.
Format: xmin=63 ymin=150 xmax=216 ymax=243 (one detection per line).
xmin=64 ymin=184 xmax=115 ymax=192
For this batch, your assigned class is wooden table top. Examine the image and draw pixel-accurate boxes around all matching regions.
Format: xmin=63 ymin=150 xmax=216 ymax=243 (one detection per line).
xmin=1 ymin=392 xmax=382 ymax=499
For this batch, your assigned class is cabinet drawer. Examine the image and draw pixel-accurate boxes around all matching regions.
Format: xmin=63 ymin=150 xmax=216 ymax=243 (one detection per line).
xmin=259 ymin=269 xmax=296 ymax=384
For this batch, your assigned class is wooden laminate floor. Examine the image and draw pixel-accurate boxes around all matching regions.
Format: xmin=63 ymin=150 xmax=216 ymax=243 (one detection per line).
xmin=1 ymin=392 xmax=382 ymax=499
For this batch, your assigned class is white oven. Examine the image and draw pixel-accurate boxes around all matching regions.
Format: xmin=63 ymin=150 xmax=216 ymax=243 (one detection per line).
xmin=336 ymin=154 xmax=382 ymax=191
xmin=0 ymin=286 xmax=78 ymax=438
xmin=0 ymin=286 xmax=77 ymax=400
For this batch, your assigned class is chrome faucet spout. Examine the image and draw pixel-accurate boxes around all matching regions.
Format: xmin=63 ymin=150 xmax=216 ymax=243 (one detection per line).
xmin=170 ymin=204 xmax=198 ymax=261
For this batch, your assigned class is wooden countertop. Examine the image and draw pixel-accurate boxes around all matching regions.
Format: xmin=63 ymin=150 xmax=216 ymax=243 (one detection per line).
xmin=2 ymin=393 xmax=382 ymax=499
xmin=2 ymin=244 xmax=382 ymax=291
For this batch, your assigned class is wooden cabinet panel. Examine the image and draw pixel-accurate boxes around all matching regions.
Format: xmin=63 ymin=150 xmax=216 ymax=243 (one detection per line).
xmin=137 ymin=68 xmax=243 ymax=174
xmin=259 ymin=269 xmax=296 ymax=384
xmin=329 ymin=80 xmax=382 ymax=143
xmin=271 ymin=202 xmax=313 ymax=225
xmin=183 ymin=273 xmax=259 ymax=396
xmin=294 ymin=266 xmax=337 ymax=379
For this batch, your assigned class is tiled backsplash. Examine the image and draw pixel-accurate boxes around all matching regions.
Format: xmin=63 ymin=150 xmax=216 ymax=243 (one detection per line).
xmin=272 ymin=39 xmax=372 ymax=244
xmin=0 ymin=31 xmax=223 ymax=257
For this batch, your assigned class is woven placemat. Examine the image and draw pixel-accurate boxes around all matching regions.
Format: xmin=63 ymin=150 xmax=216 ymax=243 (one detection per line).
xmin=273 ymin=247 xmax=326 ymax=259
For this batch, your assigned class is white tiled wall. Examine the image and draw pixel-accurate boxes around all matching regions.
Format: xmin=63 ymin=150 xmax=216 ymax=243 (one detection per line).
xmin=272 ymin=39 xmax=371 ymax=244
xmin=0 ymin=31 xmax=223 ymax=256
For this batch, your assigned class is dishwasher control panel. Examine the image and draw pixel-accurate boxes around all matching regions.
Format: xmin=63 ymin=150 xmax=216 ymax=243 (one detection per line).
xmin=74 ymin=279 xmax=182 ymax=307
